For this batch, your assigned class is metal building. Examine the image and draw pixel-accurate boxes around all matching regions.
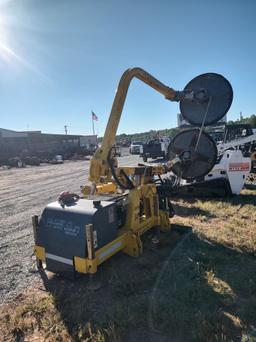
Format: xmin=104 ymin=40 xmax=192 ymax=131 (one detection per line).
xmin=0 ymin=128 xmax=97 ymax=163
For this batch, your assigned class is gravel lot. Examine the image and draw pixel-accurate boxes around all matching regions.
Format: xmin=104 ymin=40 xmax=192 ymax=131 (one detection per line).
xmin=0 ymin=154 xmax=140 ymax=304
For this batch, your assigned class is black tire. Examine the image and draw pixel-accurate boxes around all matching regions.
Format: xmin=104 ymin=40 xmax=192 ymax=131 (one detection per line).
xmin=143 ymin=155 xmax=148 ymax=162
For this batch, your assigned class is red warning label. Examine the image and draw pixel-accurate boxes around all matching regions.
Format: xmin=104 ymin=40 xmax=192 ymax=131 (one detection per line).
xmin=229 ymin=163 xmax=250 ymax=171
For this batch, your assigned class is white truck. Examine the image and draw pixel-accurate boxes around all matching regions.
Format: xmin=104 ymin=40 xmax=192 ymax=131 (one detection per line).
xmin=129 ymin=141 xmax=143 ymax=155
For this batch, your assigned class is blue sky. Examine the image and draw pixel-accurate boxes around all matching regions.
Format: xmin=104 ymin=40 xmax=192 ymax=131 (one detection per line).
xmin=0 ymin=0 xmax=255 ymax=136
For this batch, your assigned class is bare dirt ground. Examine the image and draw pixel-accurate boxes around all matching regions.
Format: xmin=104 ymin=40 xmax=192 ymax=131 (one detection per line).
xmin=0 ymin=155 xmax=140 ymax=304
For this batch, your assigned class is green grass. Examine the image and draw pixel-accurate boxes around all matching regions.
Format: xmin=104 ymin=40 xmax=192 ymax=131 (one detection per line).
xmin=1 ymin=188 xmax=256 ymax=341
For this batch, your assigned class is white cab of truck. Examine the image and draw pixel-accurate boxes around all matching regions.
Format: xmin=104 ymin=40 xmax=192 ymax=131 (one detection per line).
xmin=130 ymin=141 xmax=143 ymax=155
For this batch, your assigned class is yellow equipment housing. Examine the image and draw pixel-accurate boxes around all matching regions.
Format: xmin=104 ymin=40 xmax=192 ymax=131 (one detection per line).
xmin=69 ymin=68 xmax=181 ymax=271
xmin=34 ymin=68 xmax=180 ymax=274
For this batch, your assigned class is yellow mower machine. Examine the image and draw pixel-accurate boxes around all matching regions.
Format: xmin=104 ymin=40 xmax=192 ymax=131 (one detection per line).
xmin=33 ymin=67 xmax=233 ymax=277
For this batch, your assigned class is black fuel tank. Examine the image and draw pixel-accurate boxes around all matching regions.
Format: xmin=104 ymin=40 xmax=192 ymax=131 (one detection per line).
xmin=36 ymin=198 xmax=118 ymax=274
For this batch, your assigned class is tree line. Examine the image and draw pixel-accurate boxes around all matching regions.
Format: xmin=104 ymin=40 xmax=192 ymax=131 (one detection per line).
xmin=227 ymin=114 xmax=256 ymax=127
xmin=98 ymin=114 xmax=256 ymax=145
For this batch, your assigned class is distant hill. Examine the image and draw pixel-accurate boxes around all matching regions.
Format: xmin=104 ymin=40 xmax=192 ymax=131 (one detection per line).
xmin=115 ymin=127 xmax=180 ymax=145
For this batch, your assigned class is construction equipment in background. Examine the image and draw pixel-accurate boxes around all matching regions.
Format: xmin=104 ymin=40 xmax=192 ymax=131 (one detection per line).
xmin=173 ymin=123 xmax=256 ymax=196
xmin=217 ymin=124 xmax=256 ymax=180
xmin=33 ymin=68 xmax=233 ymax=277
xmin=170 ymin=148 xmax=251 ymax=197
xmin=216 ymin=123 xmax=256 ymax=187
xmin=216 ymin=123 xmax=256 ymax=156
xmin=249 ymin=151 xmax=256 ymax=182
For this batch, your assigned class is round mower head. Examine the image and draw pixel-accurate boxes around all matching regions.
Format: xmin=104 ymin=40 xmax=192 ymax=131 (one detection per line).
xmin=180 ymin=73 xmax=233 ymax=126
xmin=167 ymin=129 xmax=217 ymax=180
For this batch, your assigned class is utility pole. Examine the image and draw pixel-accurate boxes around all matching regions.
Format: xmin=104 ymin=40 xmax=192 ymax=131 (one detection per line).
xmin=64 ymin=125 xmax=68 ymax=135
xmin=92 ymin=120 xmax=95 ymax=136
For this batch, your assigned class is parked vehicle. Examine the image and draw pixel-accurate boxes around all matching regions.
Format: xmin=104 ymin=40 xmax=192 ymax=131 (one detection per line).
xmin=142 ymin=137 xmax=170 ymax=162
xmin=49 ymin=155 xmax=64 ymax=164
xmin=24 ymin=156 xmax=40 ymax=166
xmin=114 ymin=145 xmax=122 ymax=157
xmin=8 ymin=157 xmax=25 ymax=168
xmin=130 ymin=141 xmax=143 ymax=155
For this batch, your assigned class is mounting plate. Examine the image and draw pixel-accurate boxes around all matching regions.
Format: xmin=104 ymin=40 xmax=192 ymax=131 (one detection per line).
xmin=167 ymin=129 xmax=217 ymax=180
xmin=180 ymin=73 xmax=233 ymax=126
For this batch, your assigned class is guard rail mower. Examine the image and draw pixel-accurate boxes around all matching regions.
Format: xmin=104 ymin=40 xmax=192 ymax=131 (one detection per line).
xmin=33 ymin=67 xmax=233 ymax=277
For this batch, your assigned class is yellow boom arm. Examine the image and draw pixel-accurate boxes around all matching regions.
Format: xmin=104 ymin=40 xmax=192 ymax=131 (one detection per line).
xmin=89 ymin=67 xmax=179 ymax=182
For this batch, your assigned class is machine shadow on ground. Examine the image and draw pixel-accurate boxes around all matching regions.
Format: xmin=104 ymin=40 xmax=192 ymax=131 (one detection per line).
xmin=172 ymin=202 xmax=217 ymax=218
xmin=38 ymin=218 xmax=256 ymax=341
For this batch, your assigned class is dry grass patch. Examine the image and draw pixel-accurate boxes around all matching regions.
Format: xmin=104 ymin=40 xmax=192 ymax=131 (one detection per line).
xmin=1 ymin=187 xmax=256 ymax=341
xmin=173 ymin=188 xmax=256 ymax=253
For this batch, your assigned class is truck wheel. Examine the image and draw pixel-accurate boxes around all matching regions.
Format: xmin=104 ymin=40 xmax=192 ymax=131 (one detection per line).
xmin=143 ymin=156 xmax=147 ymax=162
